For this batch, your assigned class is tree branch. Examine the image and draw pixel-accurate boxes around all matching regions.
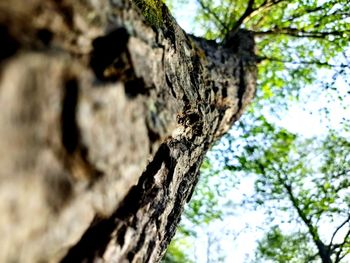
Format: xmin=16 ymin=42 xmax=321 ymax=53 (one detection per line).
xmin=257 ymin=56 xmax=349 ymax=69
xmin=329 ymin=214 xmax=350 ymax=248
xmin=284 ymin=5 xmax=325 ymax=22
xmin=333 ymin=224 xmax=350 ymax=263
xmin=230 ymin=0 xmax=288 ymax=33
xmin=275 ymin=169 xmax=332 ymax=263
xmin=283 ymin=0 xmax=349 ymax=26
xmin=197 ymin=0 xmax=230 ymax=34
xmin=254 ymin=28 xmax=350 ymax=39
xmin=230 ymin=0 xmax=256 ymax=34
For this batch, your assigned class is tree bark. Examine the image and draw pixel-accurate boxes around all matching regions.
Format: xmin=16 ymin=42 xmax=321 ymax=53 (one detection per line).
xmin=0 ymin=0 xmax=256 ymax=262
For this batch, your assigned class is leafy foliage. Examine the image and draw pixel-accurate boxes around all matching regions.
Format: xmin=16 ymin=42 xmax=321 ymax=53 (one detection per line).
xmin=162 ymin=234 xmax=195 ymax=263
xmin=255 ymin=226 xmax=314 ymax=263
xmin=163 ymin=0 xmax=350 ymax=262
xmin=183 ymin=159 xmax=223 ymax=225
xmin=181 ymin=0 xmax=350 ymax=106
xmin=225 ymin=111 xmax=350 ymax=262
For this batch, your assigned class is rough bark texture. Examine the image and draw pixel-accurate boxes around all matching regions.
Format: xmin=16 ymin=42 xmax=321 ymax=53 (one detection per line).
xmin=0 ymin=0 xmax=256 ymax=262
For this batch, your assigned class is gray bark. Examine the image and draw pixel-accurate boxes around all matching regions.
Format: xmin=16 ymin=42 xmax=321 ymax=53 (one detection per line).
xmin=0 ymin=0 xmax=256 ymax=262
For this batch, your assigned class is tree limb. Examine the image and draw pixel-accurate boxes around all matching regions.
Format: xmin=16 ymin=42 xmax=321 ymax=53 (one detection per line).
xmin=334 ymin=224 xmax=350 ymax=263
xmin=257 ymin=56 xmax=349 ymax=69
xmin=275 ymin=169 xmax=332 ymax=263
xmin=254 ymin=28 xmax=350 ymax=39
xmin=229 ymin=0 xmax=256 ymax=34
xmin=197 ymin=0 xmax=230 ymax=34
xmin=329 ymin=214 xmax=350 ymax=249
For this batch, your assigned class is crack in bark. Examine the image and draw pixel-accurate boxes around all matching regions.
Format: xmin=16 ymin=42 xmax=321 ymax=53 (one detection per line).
xmin=0 ymin=24 xmax=19 ymax=62
xmin=61 ymin=78 xmax=79 ymax=154
xmin=165 ymin=73 xmax=177 ymax=98
xmin=90 ymin=27 xmax=132 ymax=82
xmin=60 ymin=77 xmax=103 ymax=182
xmin=60 ymin=215 xmax=116 ymax=263
xmin=237 ymin=60 xmax=246 ymax=110
xmin=60 ymin=142 xmax=175 ymax=262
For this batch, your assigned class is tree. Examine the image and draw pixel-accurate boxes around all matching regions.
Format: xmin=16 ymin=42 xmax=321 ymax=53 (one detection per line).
xmin=229 ymin=115 xmax=350 ymax=263
xmin=0 ymin=0 xmax=256 ymax=262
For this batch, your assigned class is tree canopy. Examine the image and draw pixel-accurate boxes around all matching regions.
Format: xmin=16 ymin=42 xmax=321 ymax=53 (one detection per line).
xmin=163 ymin=0 xmax=350 ymax=262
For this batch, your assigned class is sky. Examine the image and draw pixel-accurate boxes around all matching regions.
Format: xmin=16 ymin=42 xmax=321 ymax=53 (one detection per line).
xmin=168 ymin=1 xmax=350 ymax=262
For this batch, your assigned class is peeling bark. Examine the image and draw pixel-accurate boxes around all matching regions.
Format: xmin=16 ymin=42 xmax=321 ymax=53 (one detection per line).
xmin=0 ymin=0 xmax=257 ymax=262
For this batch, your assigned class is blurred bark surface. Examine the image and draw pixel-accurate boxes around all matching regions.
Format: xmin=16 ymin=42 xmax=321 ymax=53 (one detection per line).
xmin=0 ymin=0 xmax=256 ymax=262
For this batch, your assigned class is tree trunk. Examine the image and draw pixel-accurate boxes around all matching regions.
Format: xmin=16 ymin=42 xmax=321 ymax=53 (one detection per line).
xmin=0 ymin=0 xmax=256 ymax=262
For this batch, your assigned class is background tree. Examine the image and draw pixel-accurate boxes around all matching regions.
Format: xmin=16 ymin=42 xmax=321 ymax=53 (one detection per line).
xmin=232 ymin=115 xmax=350 ymax=263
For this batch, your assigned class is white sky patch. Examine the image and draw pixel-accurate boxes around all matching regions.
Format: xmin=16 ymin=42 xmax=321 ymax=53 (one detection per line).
xmin=268 ymin=66 xmax=350 ymax=138
xmin=170 ymin=1 xmax=200 ymax=34
xmin=277 ymin=105 xmax=323 ymax=137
